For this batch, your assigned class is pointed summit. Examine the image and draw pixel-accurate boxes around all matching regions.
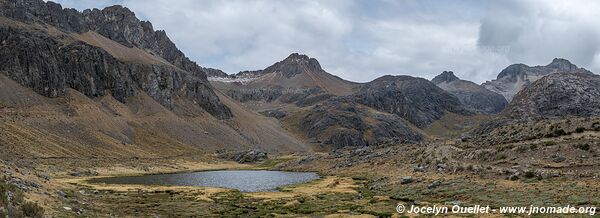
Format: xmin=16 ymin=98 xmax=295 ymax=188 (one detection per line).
xmin=547 ymin=58 xmax=577 ymax=71
xmin=284 ymin=53 xmax=311 ymax=62
xmin=231 ymin=53 xmax=355 ymax=96
xmin=431 ymin=71 xmax=460 ymax=84
xmin=264 ymin=53 xmax=323 ymax=78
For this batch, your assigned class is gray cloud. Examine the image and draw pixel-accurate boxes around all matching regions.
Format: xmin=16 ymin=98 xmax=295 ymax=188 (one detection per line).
xmin=51 ymin=0 xmax=599 ymax=84
xmin=478 ymin=0 xmax=600 ymax=73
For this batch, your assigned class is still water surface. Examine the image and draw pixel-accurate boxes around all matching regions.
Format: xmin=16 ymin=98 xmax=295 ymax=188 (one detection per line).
xmin=90 ymin=170 xmax=320 ymax=192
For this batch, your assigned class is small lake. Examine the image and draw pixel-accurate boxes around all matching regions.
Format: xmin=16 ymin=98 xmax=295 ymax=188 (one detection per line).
xmin=90 ymin=170 xmax=320 ymax=192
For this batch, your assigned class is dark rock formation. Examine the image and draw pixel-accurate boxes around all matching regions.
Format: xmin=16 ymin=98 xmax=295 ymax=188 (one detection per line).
xmin=432 ymin=71 xmax=508 ymax=114
xmin=260 ymin=53 xmax=323 ymax=78
xmin=217 ymin=149 xmax=268 ymax=163
xmin=482 ymin=58 xmax=592 ymax=101
xmin=202 ymin=67 xmax=229 ymax=78
xmin=259 ymin=109 xmax=288 ymax=119
xmin=503 ymin=72 xmax=600 ymax=120
xmin=234 ymin=70 xmax=264 ymax=78
xmin=226 ymin=86 xmax=333 ymax=107
xmin=353 ymin=75 xmax=470 ymax=128
xmin=226 ymin=87 xmax=284 ymax=103
xmin=0 ymin=0 xmax=231 ymax=118
xmin=277 ymin=88 xmax=334 ymax=107
xmin=298 ymin=98 xmax=422 ymax=148
xmin=0 ymin=1 xmax=208 ymax=77
xmin=431 ymin=70 xmax=460 ymax=84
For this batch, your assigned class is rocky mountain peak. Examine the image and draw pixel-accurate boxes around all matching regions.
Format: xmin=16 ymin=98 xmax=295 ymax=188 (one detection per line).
xmin=353 ymin=75 xmax=470 ymax=128
xmin=285 ymin=53 xmax=311 ymax=62
xmin=99 ymin=5 xmax=136 ymax=16
xmin=547 ymin=58 xmax=577 ymax=70
xmin=0 ymin=0 xmax=233 ymax=119
xmin=504 ymin=72 xmax=600 ymax=119
xmin=495 ymin=64 xmax=528 ymax=79
xmin=431 ymin=71 xmax=508 ymax=114
xmin=264 ymin=53 xmax=323 ymax=78
xmin=483 ymin=58 xmax=591 ymax=101
xmin=431 ymin=71 xmax=460 ymax=84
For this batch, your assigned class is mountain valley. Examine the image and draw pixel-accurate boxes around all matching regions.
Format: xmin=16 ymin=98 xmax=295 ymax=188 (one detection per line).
xmin=1 ymin=0 xmax=600 ymax=217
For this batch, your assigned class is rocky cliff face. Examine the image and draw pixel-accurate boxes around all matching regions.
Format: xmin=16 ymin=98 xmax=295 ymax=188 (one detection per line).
xmin=503 ymin=72 xmax=600 ymax=120
xmin=0 ymin=0 xmax=231 ymax=118
xmin=296 ymin=98 xmax=422 ymax=148
xmin=432 ymin=71 xmax=508 ymax=114
xmin=353 ymin=75 xmax=470 ymax=128
xmin=202 ymin=67 xmax=229 ymax=78
xmin=482 ymin=58 xmax=591 ymax=101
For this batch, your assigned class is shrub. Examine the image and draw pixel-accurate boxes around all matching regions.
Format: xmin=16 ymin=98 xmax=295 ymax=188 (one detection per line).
xmin=593 ymin=122 xmax=600 ymax=131
xmin=574 ymin=143 xmax=590 ymax=151
xmin=553 ymin=128 xmax=567 ymax=136
xmin=1 ymin=179 xmax=44 ymax=218
xmin=522 ymin=171 xmax=536 ymax=179
xmin=21 ymin=201 xmax=44 ymax=218
xmin=575 ymin=127 xmax=585 ymax=133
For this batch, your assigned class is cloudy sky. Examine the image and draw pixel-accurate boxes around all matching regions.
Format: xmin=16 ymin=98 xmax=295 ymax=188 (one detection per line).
xmin=51 ymin=0 xmax=600 ymax=83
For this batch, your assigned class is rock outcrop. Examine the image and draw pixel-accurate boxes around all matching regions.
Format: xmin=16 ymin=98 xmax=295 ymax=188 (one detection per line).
xmin=353 ymin=75 xmax=470 ymax=128
xmin=0 ymin=0 xmax=231 ymax=118
xmin=217 ymin=149 xmax=268 ymax=163
xmin=261 ymin=53 xmax=324 ymax=78
xmin=503 ymin=72 xmax=600 ymax=120
xmin=202 ymin=67 xmax=229 ymax=78
xmin=297 ymin=98 xmax=422 ymax=148
xmin=432 ymin=71 xmax=508 ymax=114
xmin=228 ymin=53 xmax=356 ymax=96
xmin=482 ymin=58 xmax=591 ymax=101
xmin=215 ymin=53 xmax=355 ymax=106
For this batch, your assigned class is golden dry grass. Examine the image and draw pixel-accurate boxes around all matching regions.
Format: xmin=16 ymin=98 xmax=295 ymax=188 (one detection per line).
xmin=247 ymin=176 xmax=358 ymax=199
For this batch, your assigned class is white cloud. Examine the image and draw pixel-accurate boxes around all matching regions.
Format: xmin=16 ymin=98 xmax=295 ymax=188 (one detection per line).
xmin=52 ymin=0 xmax=599 ymax=84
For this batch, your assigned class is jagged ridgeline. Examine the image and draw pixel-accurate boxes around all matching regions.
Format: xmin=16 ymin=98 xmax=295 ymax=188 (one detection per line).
xmin=0 ymin=0 xmax=231 ymax=119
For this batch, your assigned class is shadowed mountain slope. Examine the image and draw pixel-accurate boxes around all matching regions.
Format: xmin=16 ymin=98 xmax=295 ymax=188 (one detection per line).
xmin=0 ymin=0 xmax=231 ymax=119
xmin=482 ymin=58 xmax=591 ymax=101
xmin=432 ymin=71 xmax=508 ymax=114
xmin=503 ymin=72 xmax=600 ymax=120
xmin=353 ymin=75 xmax=471 ymax=128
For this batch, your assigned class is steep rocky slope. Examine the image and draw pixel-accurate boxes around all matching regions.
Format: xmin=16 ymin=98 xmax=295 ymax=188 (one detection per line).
xmin=503 ymin=72 xmax=600 ymax=120
xmin=286 ymin=98 xmax=422 ymax=148
xmin=0 ymin=0 xmax=231 ymax=119
xmin=353 ymin=75 xmax=471 ymax=128
xmin=240 ymin=53 xmax=356 ymax=96
xmin=202 ymin=67 xmax=229 ymax=78
xmin=214 ymin=53 xmax=357 ymax=108
xmin=482 ymin=58 xmax=591 ymax=101
xmin=471 ymin=72 xmax=600 ymax=143
xmin=432 ymin=71 xmax=507 ymax=114
xmin=0 ymin=0 xmax=311 ymax=156
xmin=0 ymin=76 xmax=308 ymax=165
xmin=279 ymin=75 xmax=474 ymax=147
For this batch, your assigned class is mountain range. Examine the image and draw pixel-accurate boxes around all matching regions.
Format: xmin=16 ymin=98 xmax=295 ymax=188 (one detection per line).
xmin=0 ymin=0 xmax=598 ymax=153
xmin=3 ymin=1 xmax=600 ymax=216
xmin=482 ymin=58 xmax=592 ymax=101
